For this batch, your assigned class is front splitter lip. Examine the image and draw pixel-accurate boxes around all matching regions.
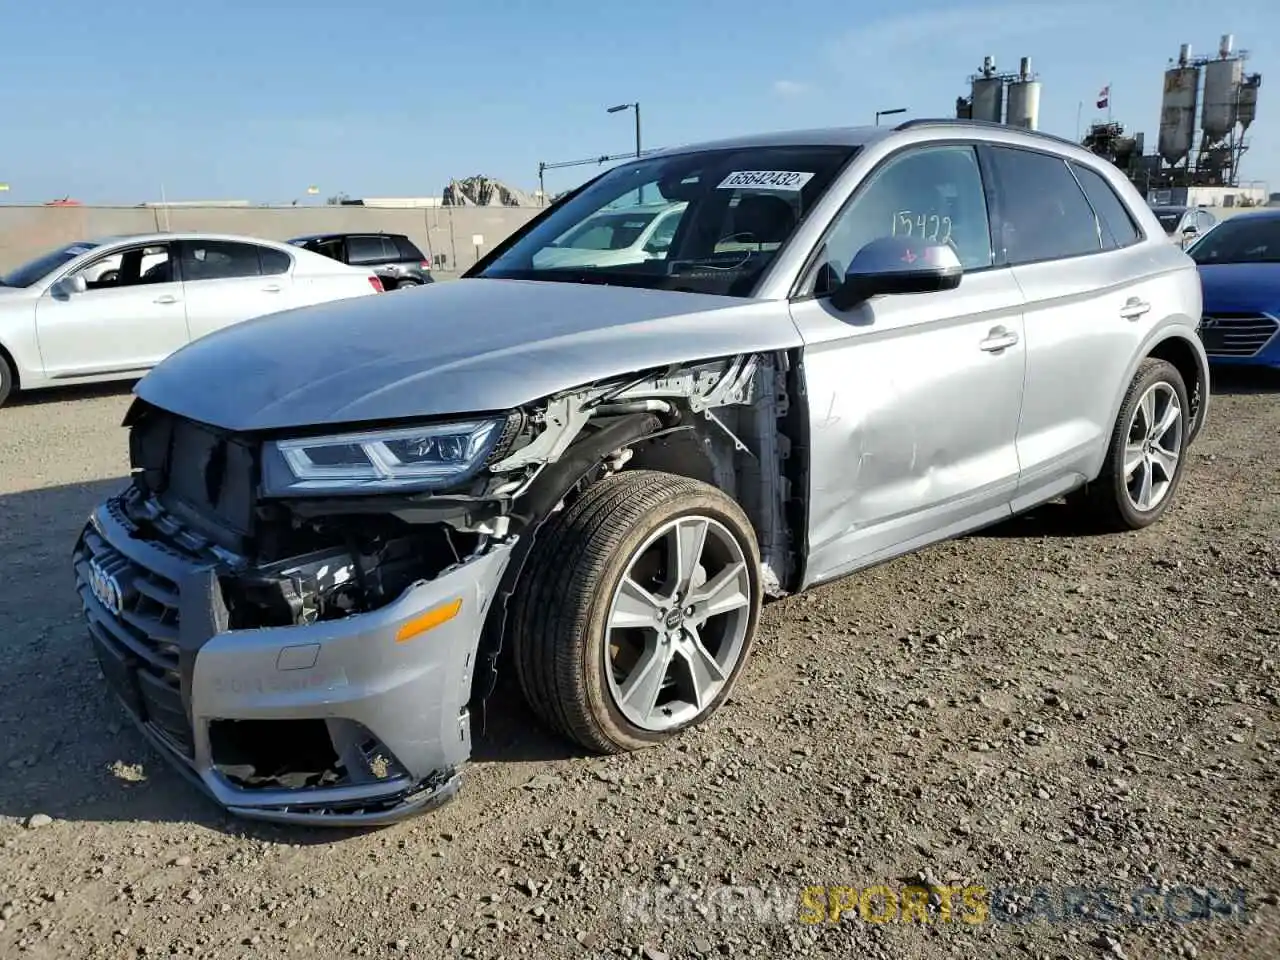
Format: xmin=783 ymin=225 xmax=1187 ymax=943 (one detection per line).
xmin=116 ymin=693 xmax=463 ymax=828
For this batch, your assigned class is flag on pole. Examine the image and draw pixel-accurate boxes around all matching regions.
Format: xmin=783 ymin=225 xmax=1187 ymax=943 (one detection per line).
xmin=1096 ymin=85 xmax=1110 ymax=110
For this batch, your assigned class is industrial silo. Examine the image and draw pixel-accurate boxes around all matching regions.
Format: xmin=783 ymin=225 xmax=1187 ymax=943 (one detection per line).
xmin=1006 ymin=57 xmax=1041 ymax=130
xmin=1159 ymin=44 xmax=1200 ymax=167
xmin=1238 ymin=74 xmax=1261 ymax=130
xmin=971 ymin=56 xmax=1004 ymax=123
xmin=1202 ymin=35 xmax=1243 ymax=141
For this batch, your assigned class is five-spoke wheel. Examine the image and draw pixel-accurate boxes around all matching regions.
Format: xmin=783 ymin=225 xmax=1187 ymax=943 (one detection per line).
xmin=511 ymin=470 xmax=762 ymax=753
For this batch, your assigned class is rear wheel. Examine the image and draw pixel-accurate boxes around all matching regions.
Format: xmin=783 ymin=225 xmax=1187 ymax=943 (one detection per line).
xmin=1071 ymin=358 xmax=1189 ymax=531
xmin=395 ymin=279 xmax=421 ymax=291
xmin=510 ymin=470 xmax=762 ymax=753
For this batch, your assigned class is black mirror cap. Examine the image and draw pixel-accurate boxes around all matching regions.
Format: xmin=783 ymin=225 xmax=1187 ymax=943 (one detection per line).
xmin=830 ymin=236 xmax=963 ymax=311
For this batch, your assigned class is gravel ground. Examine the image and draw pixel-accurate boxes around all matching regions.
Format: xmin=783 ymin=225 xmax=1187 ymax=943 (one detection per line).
xmin=0 ymin=374 xmax=1277 ymax=960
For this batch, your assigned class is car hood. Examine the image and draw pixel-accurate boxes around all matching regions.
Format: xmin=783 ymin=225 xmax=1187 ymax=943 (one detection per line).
xmin=1197 ymin=262 xmax=1280 ymax=313
xmin=135 ymin=277 xmax=802 ymax=432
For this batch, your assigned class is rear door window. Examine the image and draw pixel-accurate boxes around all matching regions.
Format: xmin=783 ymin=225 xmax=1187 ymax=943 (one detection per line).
xmin=258 ymin=247 xmax=292 ymax=275
xmin=346 ymin=236 xmax=391 ymax=265
xmin=987 ymin=146 xmax=1102 ymax=265
xmin=178 ymin=240 xmax=263 ymax=280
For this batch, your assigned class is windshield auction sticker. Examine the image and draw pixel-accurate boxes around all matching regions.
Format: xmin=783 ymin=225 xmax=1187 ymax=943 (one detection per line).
xmin=717 ymin=170 xmax=814 ymax=191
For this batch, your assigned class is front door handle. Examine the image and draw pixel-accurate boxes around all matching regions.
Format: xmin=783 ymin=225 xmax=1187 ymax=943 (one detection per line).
xmin=979 ymin=327 xmax=1019 ymax=352
xmin=1120 ymin=297 xmax=1151 ymax=320
xmin=153 ymin=294 xmax=178 ymax=305
xmin=261 ymin=284 xmax=282 ymax=293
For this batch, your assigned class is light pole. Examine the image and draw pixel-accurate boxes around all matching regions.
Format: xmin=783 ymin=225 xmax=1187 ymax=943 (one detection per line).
xmin=608 ymin=101 xmax=643 ymax=202
xmin=875 ymin=107 xmax=908 ymax=126
xmin=607 ymin=102 xmax=641 ymax=157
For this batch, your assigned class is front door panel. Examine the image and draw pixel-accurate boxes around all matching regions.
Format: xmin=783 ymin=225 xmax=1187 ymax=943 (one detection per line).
xmin=791 ymin=268 xmax=1027 ymax=587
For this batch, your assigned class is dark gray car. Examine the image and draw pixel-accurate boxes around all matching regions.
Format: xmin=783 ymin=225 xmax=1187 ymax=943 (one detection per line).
xmin=288 ymin=232 xmax=435 ymax=289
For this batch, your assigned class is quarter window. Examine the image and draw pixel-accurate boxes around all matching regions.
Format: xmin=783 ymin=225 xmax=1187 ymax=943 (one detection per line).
xmin=1069 ymin=162 xmax=1142 ymax=249
xmin=808 ymin=144 xmax=993 ymax=296
xmin=988 ymin=147 xmax=1102 ymax=264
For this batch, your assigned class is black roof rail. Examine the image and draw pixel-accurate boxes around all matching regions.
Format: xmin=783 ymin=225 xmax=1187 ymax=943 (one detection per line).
xmin=892 ymin=117 xmax=1083 ymax=150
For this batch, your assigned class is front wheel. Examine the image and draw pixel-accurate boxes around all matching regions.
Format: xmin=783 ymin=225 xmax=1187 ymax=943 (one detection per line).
xmin=510 ymin=470 xmax=762 ymax=754
xmin=0 ymin=353 xmax=14 ymax=407
xmin=1071 ymin=357 xmax=1190 ymax=531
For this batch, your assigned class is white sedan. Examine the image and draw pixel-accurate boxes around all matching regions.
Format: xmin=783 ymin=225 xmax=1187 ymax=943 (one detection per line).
xmin=0 ymin=232 xmax=384 ymax=406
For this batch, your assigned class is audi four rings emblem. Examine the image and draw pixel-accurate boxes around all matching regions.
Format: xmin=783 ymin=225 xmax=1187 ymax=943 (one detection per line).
xmin=88 ymin=557 xmax=124 ymax=617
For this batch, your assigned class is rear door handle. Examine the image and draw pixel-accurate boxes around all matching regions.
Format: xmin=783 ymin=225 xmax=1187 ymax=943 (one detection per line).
xmin=979 ymin=327 xmax=1019 ymax=352
xmin=1120 ymin=297 xmax=1151 ymax=320
xmin=261 ymin=284 xmax=282 ymax=293
xmin=153 ymin=294 xmax=178 ymax=304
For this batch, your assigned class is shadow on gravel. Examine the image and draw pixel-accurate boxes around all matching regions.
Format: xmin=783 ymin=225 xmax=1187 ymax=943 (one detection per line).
xmin=0 ymin=476 xmax=580 ymax=844
xmin=1208 ymin=366 xmax=1280 ymax=395
xmin=973 ymin=501 xmax=1111 ymax=540
xmin=6 ymin=379 xmax=138 ymax=407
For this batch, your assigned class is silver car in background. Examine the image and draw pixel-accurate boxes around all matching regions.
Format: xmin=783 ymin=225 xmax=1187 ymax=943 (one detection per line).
xmin=1151 ymin=204 xmax=1218 ymax=248
xmin=74 ymin=119 xmax=1209 ymax=825
xmin=0 ymin=232 xmax=384 ymax=406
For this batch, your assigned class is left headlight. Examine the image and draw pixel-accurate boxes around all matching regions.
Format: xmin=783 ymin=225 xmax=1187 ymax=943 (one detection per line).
xmin=262 ymin=418 xmax=506 ymax=495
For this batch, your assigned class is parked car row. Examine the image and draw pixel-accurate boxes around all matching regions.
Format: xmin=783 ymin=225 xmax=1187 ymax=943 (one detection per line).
xmin=71 ymin=118 xmax=1218 ymax=826
xmin=0 ymin=230 xmax=434 ymax=407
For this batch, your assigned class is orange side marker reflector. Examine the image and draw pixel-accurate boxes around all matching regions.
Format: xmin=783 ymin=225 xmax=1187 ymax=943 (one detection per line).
xmin=395 ymin=597 xmax=463 ymax=643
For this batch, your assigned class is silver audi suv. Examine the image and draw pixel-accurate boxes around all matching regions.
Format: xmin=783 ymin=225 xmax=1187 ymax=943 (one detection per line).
xmin=74 ymin=119 xmax=1209 ymax=825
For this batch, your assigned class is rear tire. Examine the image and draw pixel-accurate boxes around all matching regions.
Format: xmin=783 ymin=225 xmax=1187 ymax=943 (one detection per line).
xmin=0 ymin=353 xmax=14 ymax=408
xmin=510 ymin=470 xmax=762 ymax=754
xmin=395 ymin=280 xmax=421 ymax=291
xmin=1072 ymin=358 xmax=1189 ymax=531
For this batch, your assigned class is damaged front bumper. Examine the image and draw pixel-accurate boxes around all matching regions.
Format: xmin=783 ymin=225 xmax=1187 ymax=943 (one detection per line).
xmin=73 ymin=493 xmax=512 ymax=827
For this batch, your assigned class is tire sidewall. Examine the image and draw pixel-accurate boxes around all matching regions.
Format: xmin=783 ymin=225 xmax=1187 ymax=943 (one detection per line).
xmin=580 ymin=492 xmax=762 ymax=748
xmin=1108 ymin=361 xmax=1190 ymax=528
xmin=0 ymin=357 xmax=12 ymax=407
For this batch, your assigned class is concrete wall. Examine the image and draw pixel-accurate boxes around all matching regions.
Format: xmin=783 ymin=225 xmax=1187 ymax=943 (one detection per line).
xmin=0 ymin=199 xmax=1258 ymax=276
xmin=0 ymin=204 xmax=541 ymax=274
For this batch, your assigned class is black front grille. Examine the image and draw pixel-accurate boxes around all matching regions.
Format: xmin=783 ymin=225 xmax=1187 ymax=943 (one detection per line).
xmin=1198 ymin=312 xmax=1279 ymax=358
xmin=74 ymin=527 xmax=194 ymax=759
xmin=129 ymin=405 xmax=258 ymax=552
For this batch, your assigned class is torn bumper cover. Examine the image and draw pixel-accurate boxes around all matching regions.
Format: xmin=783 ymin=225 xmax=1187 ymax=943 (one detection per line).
xmin=73 ymin=493 xmax=512 ymax=827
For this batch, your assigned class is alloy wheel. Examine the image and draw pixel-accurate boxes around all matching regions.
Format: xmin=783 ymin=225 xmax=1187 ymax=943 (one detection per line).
xmin=603 ymin=515 xmax=753 ymax=731
xmin=1124 ymin=381 xmax=1184 ymax=513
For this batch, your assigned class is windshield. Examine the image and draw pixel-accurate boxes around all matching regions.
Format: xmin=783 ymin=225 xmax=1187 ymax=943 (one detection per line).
xmin=1188 ymin=216 xmax=1280 ymax=265
xmin=0 ymin=241 xmax=101 ymax=287
xmin=1153 ymin=209 xmax=1184 ymax=234
xmin=477 ymin=144 xmax=860 ymax=296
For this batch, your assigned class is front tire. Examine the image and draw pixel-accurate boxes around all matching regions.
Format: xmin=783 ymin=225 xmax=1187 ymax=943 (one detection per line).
xmin=510 ymin=470 xmax=762 ymax=754
xmin=0 ymin=353 xmax=14 ymax=407
xmin=1072 ymin=357 xmax=1190 ymax=531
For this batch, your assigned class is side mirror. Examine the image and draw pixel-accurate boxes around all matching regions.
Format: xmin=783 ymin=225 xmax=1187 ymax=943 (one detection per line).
xmin=830 ymin=236 xmax=963 ymax=312
xmin=52 ymin=275 xmax=87 ymax=298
